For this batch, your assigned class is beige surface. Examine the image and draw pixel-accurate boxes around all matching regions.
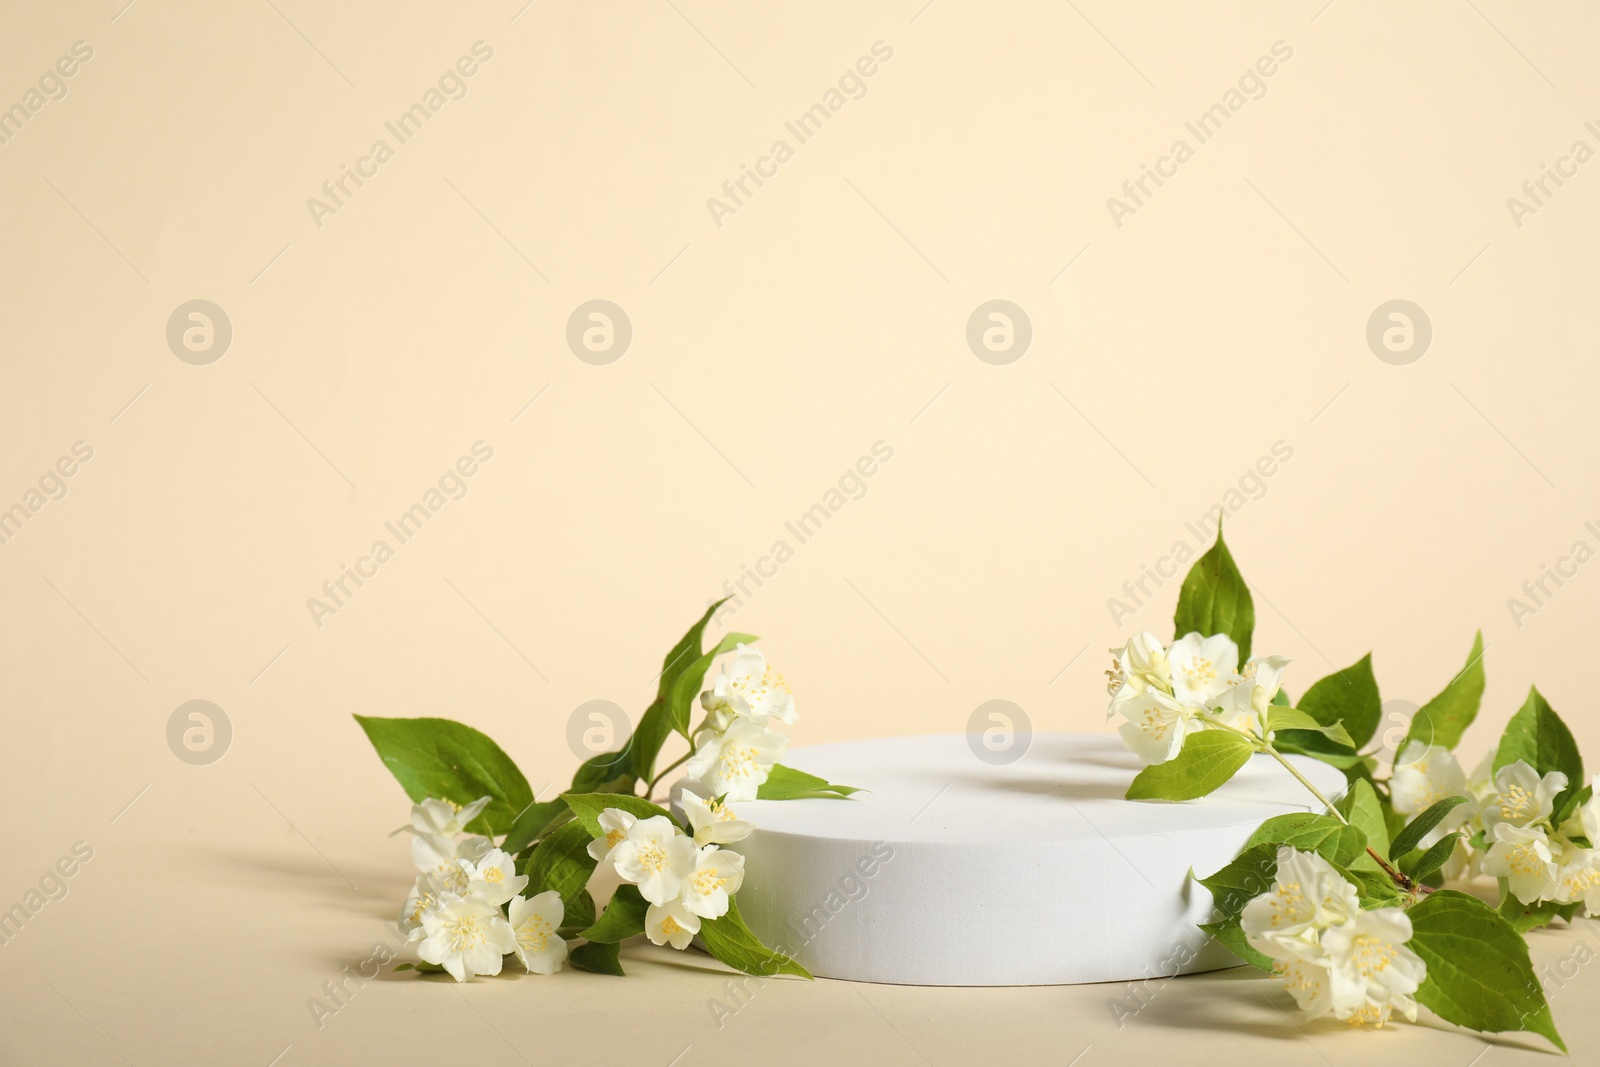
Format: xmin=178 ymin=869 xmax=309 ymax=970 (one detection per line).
xmin=3 ymin=0 xmax=1600 ymax=1062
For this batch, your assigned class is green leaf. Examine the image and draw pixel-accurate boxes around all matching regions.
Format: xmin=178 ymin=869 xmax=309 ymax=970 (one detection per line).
xmin=1270 ymin=688 xmax=1291 ymax=707
xmin=626 ymin=699 xmax=669 ymax=786
xmin=628 ymin=598 xmax=755 ymax=781
xmin=1346 ymin=868 xmax=1406 ymax=906
xmin=1404 ymin=632 xmax=1485 ymax=753
xmin=1409 ymin=889 xmax=1565 ymax=1052
xmin=581 ymin=885 xmax=649 ymax=943
xmin=1390 ymin=796 xmax=1470 ymax=861
xmin=569 ymin=940 xmax=626 ymax=976
xmin=1244 ymin=813 xmax=1367 ymax=868
xmin=1197 ymin=919 xmax=1274 ymax=970
xmin=1263 ymin=706 xmax=1320 ymax=732
xmin=570 ymin=750 xmax=636 ymax=795
xmin=1339 ymin=756 xmax=1382 ymax=792
xmin=353 ymin=715 xmax=533 ymax=836
xmin=1404 ymin=833 xmax=1462 ymax=882
xmin=1172 ymin=525 xmax=1254 ymax=662
xmin=1336 ymin=779 xmax=1389 ymax=870
xmin=558 ymin=889 xmax=596 ymax=939
xmin=1498 ymin=891 xmax=1563 ymax=934
xmin=1273 ymin=730 xmax=1368 ymax=770
xmin=561 ymin=792 xmax=674 ymax=837
xmin=1555 ymin=783 xmax=1593 ymax=828
xmin=1495 ymin=687 xmax=1583 ymax=814
xmin=630 ymin=600 xmax=730 ymax=780
xmin=756 ymin=764 xmax=862 ymax=800
xmin=394 ymin=960 xmax=446 ymax=974
xmin=1267 ymin=706 xmax=1355 ymax=749
xmin=500 ymin=798 xmax=570 ymax=854
xmin=519 ymin=820 xmax=597 ymax=912
xmin=1295 ymin=654 xmax=1382 ymax=748
xmin=1199 ymin=842 xmax=1284 ymax=919
xmin=699 ymin=896 xmax=811 ymax=979
xmin=666 ymin=633 xmax=757 ymax=736
xmin=1126 ymin=730 xmax=1255 ymax=801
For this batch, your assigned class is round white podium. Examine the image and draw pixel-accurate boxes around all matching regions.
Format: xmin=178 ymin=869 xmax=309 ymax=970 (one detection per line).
xmin=709 ymin=733 xmax=1344 ymax=986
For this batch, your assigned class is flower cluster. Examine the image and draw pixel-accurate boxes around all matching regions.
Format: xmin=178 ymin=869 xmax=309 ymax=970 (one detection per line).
xmin=1107 ymin=527 xmax=1578 ymax=1050
xmin=1106 ymin=630 xmax=1289 ymax=764
xmin=590 ymin=795 xmax=752 ymax=949
xmin=684 ymin=645 xmax=794 ymax=800
xmin=1393 ymin=743 xmax=1600 ymax=911
xmin=397 ymin=797 xmax=568 ymax=981
xmin=360 ymin=604 xmax=841 ymax=985
xmin=1243 ymin=846 xmax=1427 ymax=1027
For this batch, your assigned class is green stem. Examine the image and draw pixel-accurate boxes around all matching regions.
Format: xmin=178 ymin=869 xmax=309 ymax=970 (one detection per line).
xmin=1259 ymin=743 xmax=1345 ymax=821
xmin=1257 ymin=731 xmax=1416 ymax=893
xmin=1195 ymin=710 xmax=1417 ymax=894
xmin=646 ymin=751 xmax=691 ymax=801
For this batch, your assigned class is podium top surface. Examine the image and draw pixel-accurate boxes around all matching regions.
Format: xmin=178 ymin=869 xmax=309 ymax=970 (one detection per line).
xmin=735 ymin=732 xmax=1345 ymax=844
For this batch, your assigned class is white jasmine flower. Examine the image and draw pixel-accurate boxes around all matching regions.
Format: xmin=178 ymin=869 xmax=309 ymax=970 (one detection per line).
xmin=1166 ymin=632 xmax=1239 ymax=707
xmin=1448 ymin=751 xmax=1500 ymax=882
xmin=1106 ymin=631 xmax=1170 ymax=704
xmin=700 ymin=644 xmax=797 ymax=729
xmin=586 ymin=808 xmax=637 ymax=865
xmin=1269 ymin=957 xmax=1337 ymax=1018
xmin=1241 ymin=847 xmax=1425 ymax=1028
xmin=399 ymin=796 xmax=491 ymax=838
xmin=610 ymin=815 xmax=699 ymax=905
xmin=1578 ymin=774 xmax=1600 ymax=842
xmin=459 ymin=847 xmax=528 ymax=906
xmin=1248 ymin=654 xmax=1291 ymax=703
xmin=1555 ymin=851 xmax=1600 ymax=921
xmin=1242 ymin=846 xmax=1361 ymax=953
xmin=1555 ymin=852 xmax=1600 ymax=915
xmin=1110 ymin=644 xmax=1289 ymax=764
xmin=1216 ymin=655 xmax=1291 ymax=732
xmin=645 ymin=899 xmax=701 ymax=949
xmin=1320 ymin=908 xmax=1425 ymax=1027
xmin=411 ymin=833 xmax=491 ymax=894
xmin=680 ymin=790 xmax=753 ymax=846
xmin=684 ymin=717 xmax=789 ymax=802
xmin=680 ymin=846 xmax=745 ymax=920
xmin=1390 ymin=742 xmax=1468 ymax=815
xmin=1481 ymin=761 xmax=1567 ymax=832
xmin=399 ymin=872 xmax=446 ymax=941
xmin=1482 ymin=822 xmax=1559 ymax=903
xmin=508 ymin=891 xmax=568 ymax=975
xmin=416 ymin=895 xmax=517 ymax=982
xmin=1389 ymin=742 xmax=1472 ymax=879
xmin=1114 ymin=689 xmax=1197 ymax=766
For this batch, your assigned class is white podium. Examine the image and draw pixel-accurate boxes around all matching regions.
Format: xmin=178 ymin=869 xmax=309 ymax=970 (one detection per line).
xmin=714 ymin=733 xmax=1344 ymax=986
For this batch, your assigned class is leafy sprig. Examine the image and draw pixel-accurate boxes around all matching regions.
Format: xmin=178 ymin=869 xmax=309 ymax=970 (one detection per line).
xmin=1132 ymin=525 xmax=1570 ymax=1050
xmin=358 ymin=601 xmax=852 ymax=979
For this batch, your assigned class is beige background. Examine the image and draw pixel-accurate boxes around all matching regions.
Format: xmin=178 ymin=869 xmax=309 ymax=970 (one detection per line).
xmin=3 ymin=0 xmax=1600 ymax=1062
